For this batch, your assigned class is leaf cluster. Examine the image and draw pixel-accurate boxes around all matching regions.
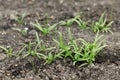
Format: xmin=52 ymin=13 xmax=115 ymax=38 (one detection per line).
xmin=31 ymin=20 xmax=58 ymax=35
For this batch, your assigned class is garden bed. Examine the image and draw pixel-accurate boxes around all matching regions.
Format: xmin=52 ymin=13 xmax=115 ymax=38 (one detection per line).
xmin=0 ymin=0 xmax=120 ymax=80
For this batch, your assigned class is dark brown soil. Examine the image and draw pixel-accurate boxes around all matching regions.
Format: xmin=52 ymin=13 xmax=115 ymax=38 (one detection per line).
xmin=0 ymin=0 xmax=120 ymax=80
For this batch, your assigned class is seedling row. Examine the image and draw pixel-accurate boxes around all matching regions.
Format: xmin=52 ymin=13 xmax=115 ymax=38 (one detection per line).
xmin=0 ymin=12 xmax=113 ymax=67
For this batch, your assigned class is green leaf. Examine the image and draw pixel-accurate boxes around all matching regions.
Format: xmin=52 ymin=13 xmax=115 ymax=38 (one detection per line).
xmin=31 ymin=20 xmax=43 ymax=32
xmin=48 ymin=23 xmax=58 ymax=31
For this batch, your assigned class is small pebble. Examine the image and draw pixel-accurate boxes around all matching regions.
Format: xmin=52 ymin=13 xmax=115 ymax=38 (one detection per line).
xmin=28 ymin=30 xmax=36 ymax=35
xmin=0 ymin=53 xmax=7 ymax=61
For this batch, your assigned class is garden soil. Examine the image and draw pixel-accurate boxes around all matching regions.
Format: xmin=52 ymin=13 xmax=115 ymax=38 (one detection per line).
xmin=0 ymin=0 xmax=120 ymax=80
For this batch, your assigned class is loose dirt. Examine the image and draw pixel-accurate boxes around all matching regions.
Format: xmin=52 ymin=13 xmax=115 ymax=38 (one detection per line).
xmin=0 ymin=0 xmax=120 ymax=80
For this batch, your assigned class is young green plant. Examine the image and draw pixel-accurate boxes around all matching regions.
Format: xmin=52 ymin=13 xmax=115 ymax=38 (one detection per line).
xmin=74 ymin=18 xmax=89 ymax=29
xmin=22 ymin=40 xmax=55 ymax=65
xmin=73 ymin=33 xmax=107 ymax=66
xmin=38 ymin=52 xmax=62 ymax=65
xmin=12 ymin=14 xmax=26 ymax=25
xmin=36 ymin=32 xmax=55 ymax=51
xmin=53 ymin=32 xmax=72 ymax=58
xmin=12 ymin=27 xmax=28 ymax=36
xmin=59 ymin=15 xmax=80 ymax=27
xmin=91 ymin=12 xmax=113 ymax=33
xmin=23 ymin=41 xmax=38 ymax=58
xmin=0 ymin=46 xmax=13 ymax=57
xmin=31 ymin=20 xmax=58 ymax=35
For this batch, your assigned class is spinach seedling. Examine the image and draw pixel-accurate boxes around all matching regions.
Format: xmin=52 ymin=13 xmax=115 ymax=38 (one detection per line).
xmin=36 ymin=32 xmax=55 ymax=51
xmin=74 ymin=18 xmax=89 ymax=29
xmin=38 ymin=52 xmax=62 ymax=65
xmin=59 ymin=15 xmax=80 ymax=27
xmin=73 ymin=33 xmax=107 ymax=66
xmin=12 ymin=14 xmax=26 ymax=25
xmin=0 ymin=46 xmax=13 ymax=57
xmin=53 ymin=32 xmax=72 ymax=58
xmin=31 ymin=20 xmax=58 ymax=35
xmin=91 ymin=12 xmax=113 ymax=33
